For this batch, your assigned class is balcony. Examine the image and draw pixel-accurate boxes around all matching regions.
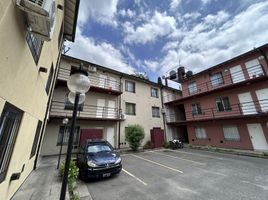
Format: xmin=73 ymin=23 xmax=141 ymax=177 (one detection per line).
xmin=182 ymin=64 xmax=266 ymax=99
xmin=57 ymin=67 xmax=122 ymax=95
xmin=163 ymin=93 xmax=181 ymax=104
xmin=50 ymin=101 xmax=122 ymax=121
xmin=166 ymin=99 xmax=268 ymax=124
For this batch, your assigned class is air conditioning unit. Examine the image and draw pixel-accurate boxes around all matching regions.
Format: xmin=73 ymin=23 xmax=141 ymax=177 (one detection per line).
xmin=121 ymin=114 xmax=126 ymax=120
xmin=18 ymin=0 xmax=56 ymax=41
xmin=88 ymin=66 xmax=97 ymax=73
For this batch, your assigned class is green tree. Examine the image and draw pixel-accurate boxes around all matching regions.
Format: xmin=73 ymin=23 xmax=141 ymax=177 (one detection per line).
xmin=125 ymin=124 xmax=145 ymax=151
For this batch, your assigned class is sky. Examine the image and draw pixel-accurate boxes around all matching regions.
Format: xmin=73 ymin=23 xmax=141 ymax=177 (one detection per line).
xmin=65 ymin=0 xmax=268 ymax=83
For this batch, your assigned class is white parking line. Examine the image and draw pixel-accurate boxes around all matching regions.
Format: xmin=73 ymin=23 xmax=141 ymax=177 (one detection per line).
xmin=160 ymin=149 xmax=226 ymax=160
xmin=122 ymin=168 xmax=148 ymax=186
xmin=148 ymin=151 xmax=206 ymax=165
xmin=241 ymin=180 xmax=268 ymax=191
xmin=131 ymin=154 xmax=183 ymax=173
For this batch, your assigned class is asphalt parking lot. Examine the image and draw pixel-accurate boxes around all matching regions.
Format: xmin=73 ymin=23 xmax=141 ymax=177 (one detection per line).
xmin=85 ymin=148 xmax=268 ymax=200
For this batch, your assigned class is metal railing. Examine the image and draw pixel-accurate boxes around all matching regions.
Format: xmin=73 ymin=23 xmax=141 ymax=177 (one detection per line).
xmin=50 ymin=101 xmax=121 ymax=120
xmin=165 ymin=99 xmax=268 ymax=123
xmin=58 ymin=67 xmax=122 ymax=92
xmin=163 ymin=93 xmax=181 ymax=104
xmin=182 ymin=64 xmax=265 ymax=97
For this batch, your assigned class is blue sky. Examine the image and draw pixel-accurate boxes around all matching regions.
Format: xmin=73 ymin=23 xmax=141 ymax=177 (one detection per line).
xmin=66 ymin=0 xmax=268 ymax=83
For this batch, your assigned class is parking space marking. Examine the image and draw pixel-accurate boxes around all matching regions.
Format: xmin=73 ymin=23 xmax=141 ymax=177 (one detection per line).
xmin=131 ymin=154 xmax=183 ymax=174
xmin=122 ymin=168 xmax=148 ymax=186
xmin=148 ymin=151 xmax=206 ymax=165
xmin=241 ymin=180 xmax=268 ymax=191
xmin=160 ymin=149 xmax=226 ymax=160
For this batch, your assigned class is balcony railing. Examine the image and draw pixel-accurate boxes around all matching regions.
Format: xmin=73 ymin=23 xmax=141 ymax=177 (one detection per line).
xmin=182 ymin=64 xmax=266 ymax=97
xmin=58 ymin=67 xmax=122 ymax=93
xmin=163 ymin=93 xmax=181 ymax=104
xmin=166 ymin=99 xmax=268 ymax=123
xmin=50 ymin=101 xmax=121 ymax=120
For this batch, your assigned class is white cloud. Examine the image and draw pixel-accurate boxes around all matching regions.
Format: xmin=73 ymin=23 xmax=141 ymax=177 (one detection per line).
xmin=169 ymin=0 xmax=182 ymax=11
xmin=159 ymin=1 xmax=268 ymax=74
xmin=65 ymin=28 xmax=135 ymax=74
xmin=78 ymin=0 xmax=118 ymax=27
xmin=118 ymin=9 xmax=136 ymax=18
xmin=144 ymin=60 xmax=159 ymax=72
xmin=123 ymin=11 xmax=177 ymax=45
xmin=183 ymin=12 xmax=201 ymax=20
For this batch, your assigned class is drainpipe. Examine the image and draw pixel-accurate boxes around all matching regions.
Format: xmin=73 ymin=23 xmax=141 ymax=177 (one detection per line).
xmin=33 ymin=46 xmax=63 ymax=170
xmin=118 ymin=75 xmax=123 ymax=149
xmin=160 ymin=87 xmax=167 ymax=141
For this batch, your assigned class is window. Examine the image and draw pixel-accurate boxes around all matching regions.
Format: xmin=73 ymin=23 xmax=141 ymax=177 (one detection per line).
xmin=151 ymin=88 xmax=158 ymax=98
xmin=216 ymin=97 xmax=231 ymax=112
xmin=58 ymin=23 xmax=64 ymax=50
xmin=152 ymin=107 xmax=160 ymax=118
xmin=192 ymin=103 xmax=202 ymax=115
xmin=125 ymin=103 xmax=136 ymax=115
xmin=26 ymin=31 xmax=43 ymax=64
xmin=46 ymin=65 xmax=54 ymax=94
xmin=0 ymin=103 xmax=23 ymax=183
xmin=64 ymin=94 xmax=84 ymax=111
xmin=195 ymin=127 xmax=207 ymax=139
xmin=57 ymin=126 xmax=80 ymax=145
xmin=30 ymin=121 xmax=42 ymax=159
xmin=210 ymin=72 xmax=224 ymax=87
xmin=188 ymin=82 xmax=198 ymax=94
xmin=223 ymin=126 xmax=240 ymax=141
xmin=125 ymin=81 xmax=135 ymax=93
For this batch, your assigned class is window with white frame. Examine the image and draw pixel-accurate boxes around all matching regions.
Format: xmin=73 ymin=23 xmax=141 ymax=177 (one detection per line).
xmin=192 ymin=103 xmax=202 ymax=115
xmin=216 ymin=97 xmax=231 ymax=112
xmin=151 ymin=88 xmax=158 ymax=98
xmin=26 ymin=31 xmax=43 ymax=64
xmin=210 ymin=72 xmax=224 ymax=87
xmin=125 ymin=80 xmax=135 ymax=93
xmin=152 ymin=107 xmax=160 ymax=117
xmin=188 ymin=82 xmax=198 ymax=94
xmin=195 ymin=127 xmax=207 ymax=139
xmin=223 ymin=125 xmax=240 ymax=141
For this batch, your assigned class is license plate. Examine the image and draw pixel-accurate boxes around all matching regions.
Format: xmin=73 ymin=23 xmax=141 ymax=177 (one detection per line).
xmin=103 ymin=173 xmax=111 ymax=177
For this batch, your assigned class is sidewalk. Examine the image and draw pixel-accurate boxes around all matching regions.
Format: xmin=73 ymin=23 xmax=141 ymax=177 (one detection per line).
xmin=11 ymin=156 xmax=92 ymax=200
xmin=186 ymin=144 xmax=268 ymax=158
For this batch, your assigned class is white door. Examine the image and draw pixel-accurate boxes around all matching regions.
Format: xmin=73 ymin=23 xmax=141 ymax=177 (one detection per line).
xmin=247 ymin=123 xmax=268 ymax=150
xmin=107 ymin=100 xmax=116 ymax=119
xmin=256 ymin=88 xmax=268 ymax=112
xmin=96 ymin=99 xmax=105 ymax=118
xmin=106 ymin=127 xmax=115 ymax=147
xmin=238 ymin=92 xmax=256 ymax=115
xmin=230 ymin=65 xmax=245 ymax=83
xmin=109 ymin=77 xmax=118 ymax=91
xmin=99 ymin=74 xmax=108 ymax=88
xmin=245 ymin=59 xmax=264 ymax=78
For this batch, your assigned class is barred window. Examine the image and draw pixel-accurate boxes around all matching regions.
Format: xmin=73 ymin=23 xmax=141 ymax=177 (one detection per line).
xmin=26 ymin=31 xmax=43 ymax=64
xmin=188 ymin=82 xmax=198 ymax=94
xmin=195 ymin=127 xmax=207 ymax=139
xmin=223 ymin=126 xmax=240 ymax=141
xmin=57 ymin=126 xmax=80 ymax=145
xmin=210 ymin=72 xmax=224 ymax=87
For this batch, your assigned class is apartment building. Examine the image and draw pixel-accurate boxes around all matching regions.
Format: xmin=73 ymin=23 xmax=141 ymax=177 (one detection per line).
xmin=165 ymin=44 xmax=268 ymax=151
xmin=40 ymin=55 xmax=180 ymax=156
xmin=0 ymin=0 xmax=79 ymax=199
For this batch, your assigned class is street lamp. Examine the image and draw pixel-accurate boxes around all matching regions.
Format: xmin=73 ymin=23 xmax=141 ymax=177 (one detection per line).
xmin=57 ymin=118 xmax=69 ymax=169
xmin=60 ymin=68 xmax=90 ymax=200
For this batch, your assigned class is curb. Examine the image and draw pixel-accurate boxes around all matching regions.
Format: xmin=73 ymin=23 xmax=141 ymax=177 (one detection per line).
xmin=186 ymin=145 xmax=268 ymax=159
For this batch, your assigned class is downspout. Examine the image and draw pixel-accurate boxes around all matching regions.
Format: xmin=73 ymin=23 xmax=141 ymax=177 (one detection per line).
xmin=118 ymin=75 xmax=123 ymax=149
xmin=33 ymin=41 xmax=63 ymax=170
xmin=160 ymin=87 xmax=167 ymax=141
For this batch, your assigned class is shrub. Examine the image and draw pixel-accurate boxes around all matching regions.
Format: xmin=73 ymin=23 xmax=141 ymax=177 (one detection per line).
xmin=163 ymin=141 xmax=170 ymax=148
xmin=125 ymin=124 xmax=145 ymax=151
xmin=143 ymin=141 xmax=152 ymax=149
xmin=60 ymin=160 xmax=79 ymax=200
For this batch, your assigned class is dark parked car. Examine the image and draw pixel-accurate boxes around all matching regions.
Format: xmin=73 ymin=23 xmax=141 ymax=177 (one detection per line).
xmin=76 ymin=139 xmax=122 ymax=180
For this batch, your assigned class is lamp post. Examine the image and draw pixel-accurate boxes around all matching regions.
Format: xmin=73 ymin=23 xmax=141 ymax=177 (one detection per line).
xmin=57 ymin=118 xmax=69 ymax=169
xmin=60 ymin=68 xmax=90 ymax=200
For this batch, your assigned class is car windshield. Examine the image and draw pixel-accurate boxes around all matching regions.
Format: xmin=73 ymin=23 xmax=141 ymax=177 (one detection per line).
xmin=87 ymin=144 xmax=112 ymax=153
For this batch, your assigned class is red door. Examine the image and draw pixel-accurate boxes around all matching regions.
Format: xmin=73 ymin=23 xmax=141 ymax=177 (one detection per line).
xmin=150 ymin=128 xmax=164 ymax=148
xmin=80 ymin=129 xmax=103 ymax=144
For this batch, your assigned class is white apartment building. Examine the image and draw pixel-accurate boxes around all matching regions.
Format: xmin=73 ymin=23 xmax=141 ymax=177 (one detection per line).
xmin=41 ymin=55 xmax=180 ymax=155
